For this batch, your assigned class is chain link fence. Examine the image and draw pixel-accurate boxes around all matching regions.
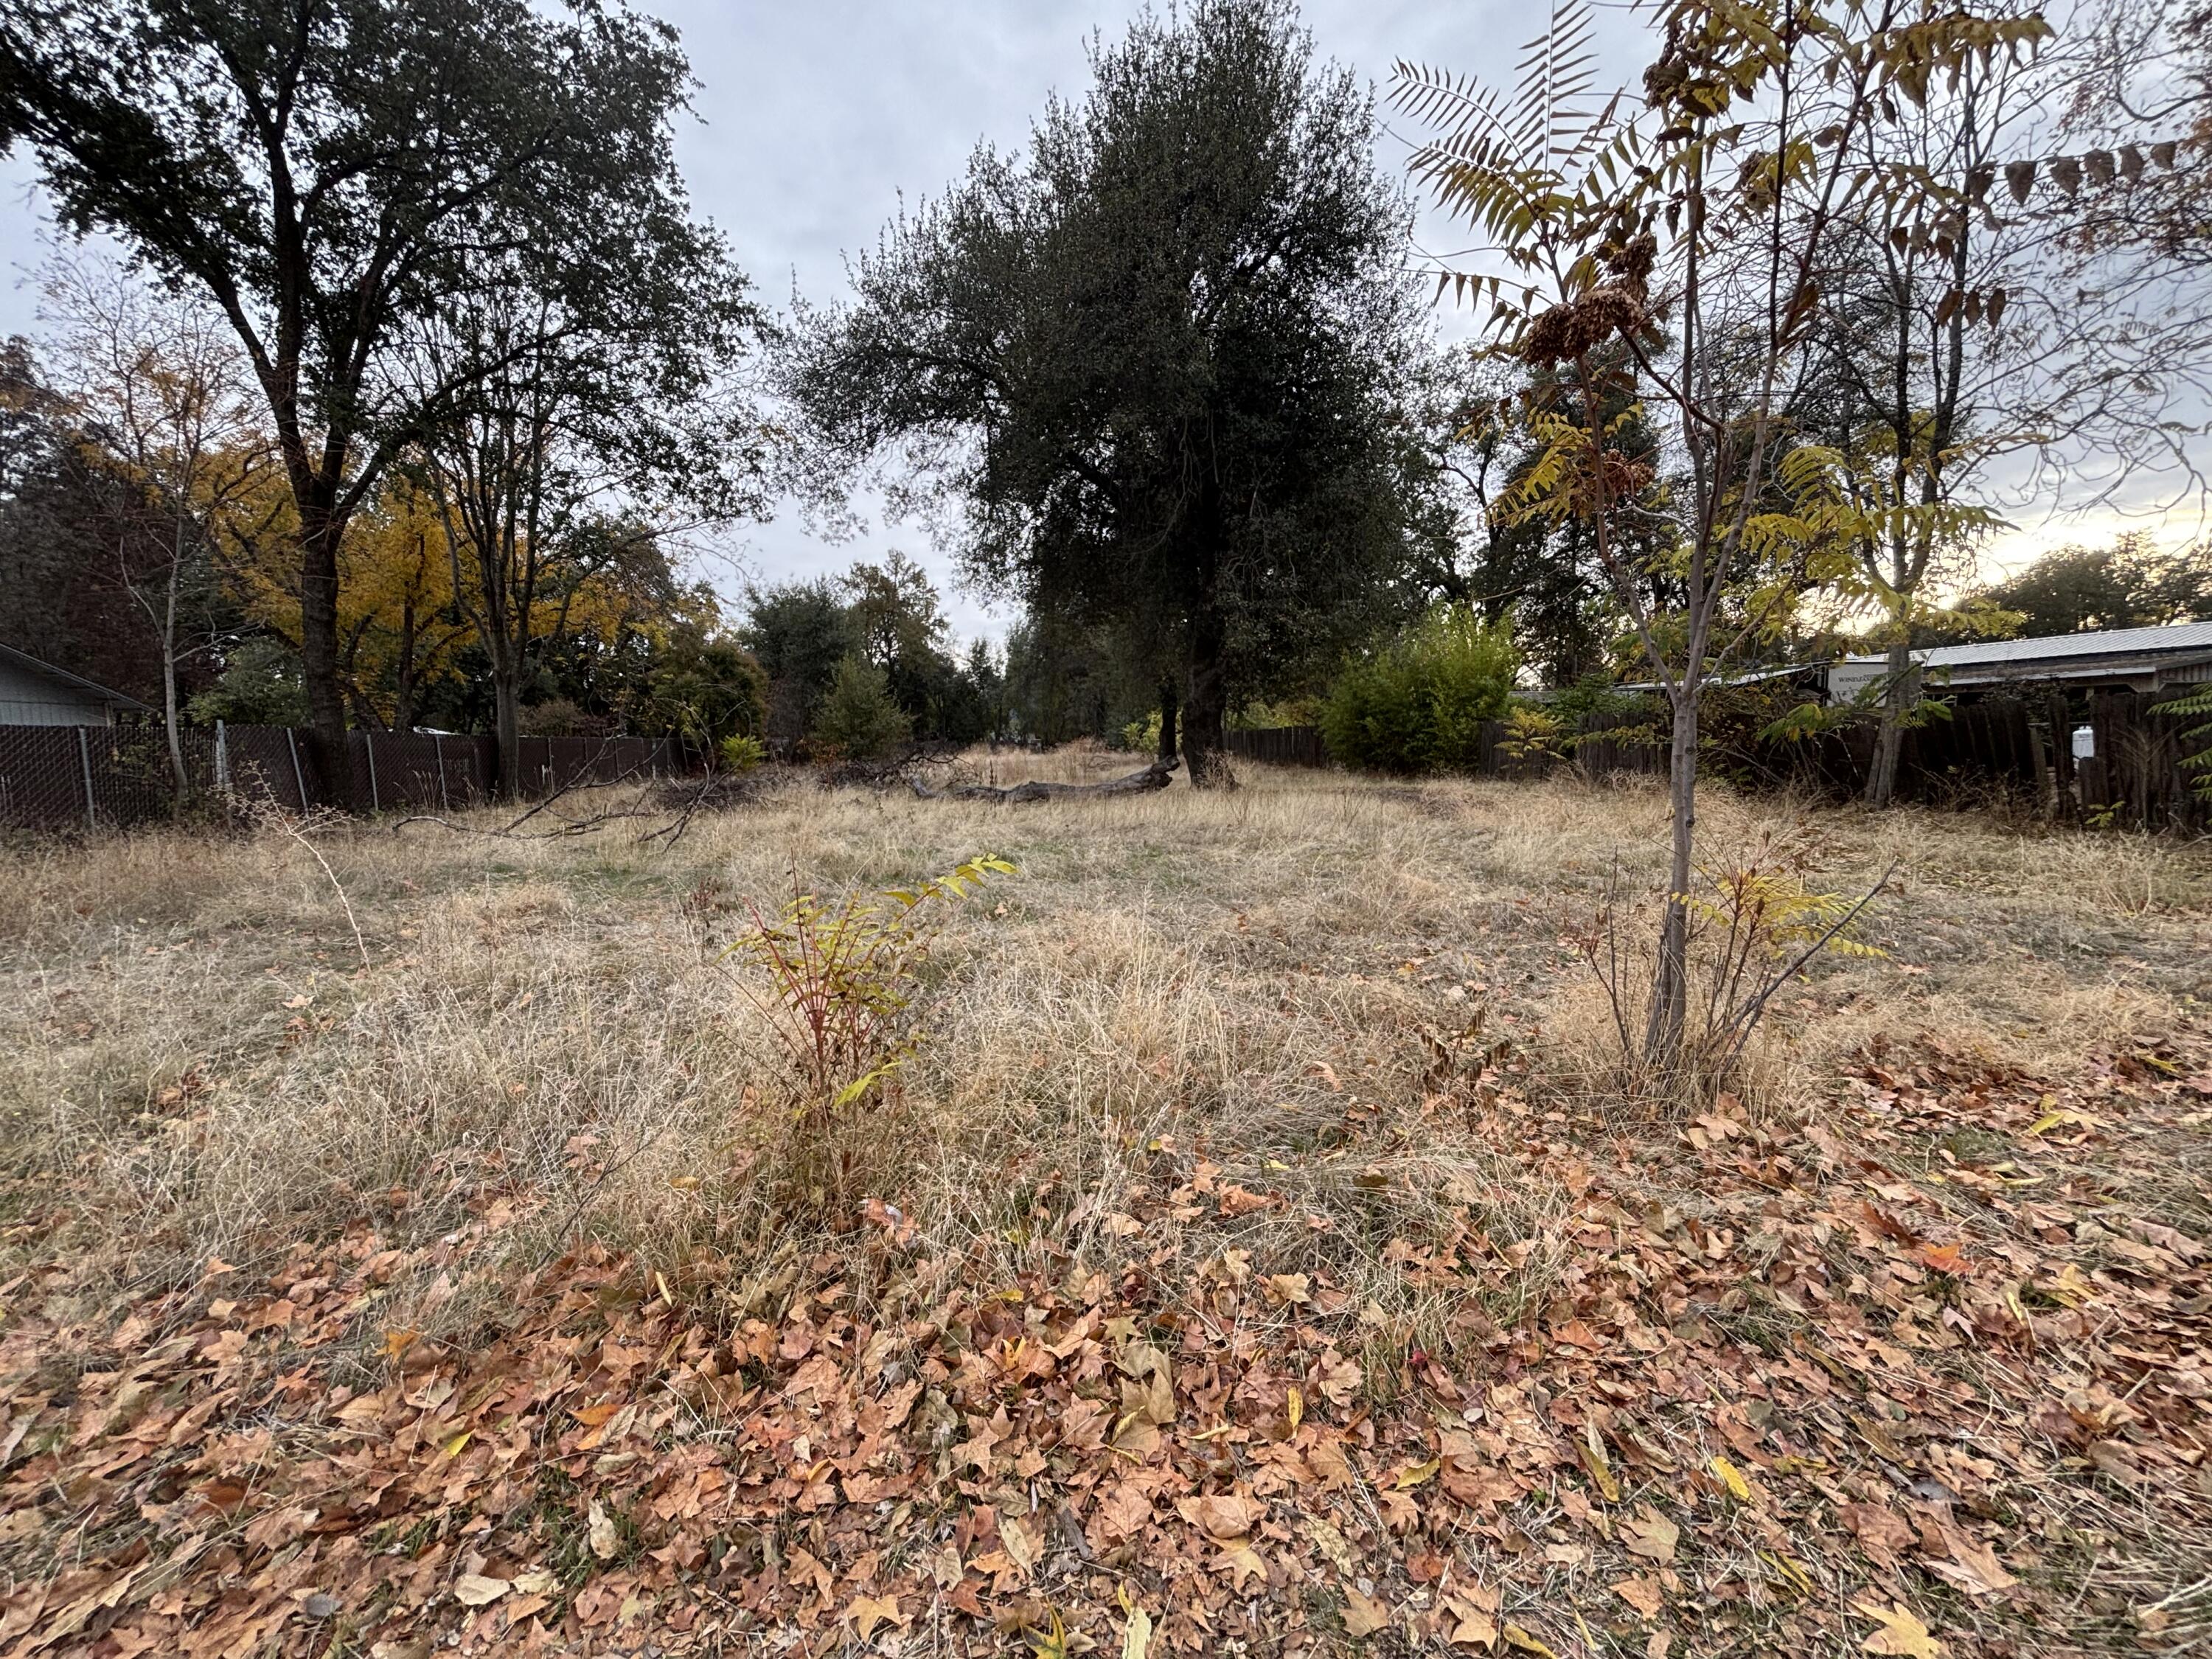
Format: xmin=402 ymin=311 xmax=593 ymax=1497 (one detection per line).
xmin=0 ymin=720 xmax=693 ymax=832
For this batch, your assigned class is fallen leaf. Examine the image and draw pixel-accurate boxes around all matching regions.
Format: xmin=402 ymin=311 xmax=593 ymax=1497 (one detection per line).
xmin=1214 ymin=1534 xmax=1267 ymax=1589
xmin=1579 ymin=1422 xmax=1620 ymax=1502
xmin=453 ymin=1574 xmax=509 ymax=1607
xmin=1924 ymin=1526 xmax=2017 ymax=1597
xmin=1710 ymin=1455 xmax=1753 ymax=1503
xmin=1503 ymin=1624 xmax=1559 ymax=1658
xmin=587 ymin=1501 xmax=619 ymax=1561
xmin=1306 ymin=1515 xmax=1359 ymax=1576
xmin=1308 ymin=1436 xmax=1356 ymax=1489
xmin=1119 ymin=1585 xmax=1152 ymax=1659
xmin=1611 ymin=1576 xmax=1665 ymax=1619
xmin=1854 ymin=1599 xmax=1942 ymax=1658
xmin=1441 ymin=1591 xmax=1500 ymax=1648
xmin=1001 ymin=1513 xmax=1040 ymax=1579
xmin=1624 ymin=1506 xmax=1680 ymax=1564
xmin=846 ymin=1595 xmax=905 ymax=1641
xmin=1394 ymin=1457 xmax=1441 ymax=1489
xmin=1195 ymin=1494 xmax=1259 ymax=1539
xmin=1342 ymin=1589 xmax=1392 ymax=1638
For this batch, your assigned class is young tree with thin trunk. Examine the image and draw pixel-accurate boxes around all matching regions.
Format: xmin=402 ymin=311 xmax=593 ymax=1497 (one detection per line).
xmin=1795 ymin=11 xmax=2056 ymax=805
xmin=43 ymin=256 xmax=265 ymax=796
xmin=1397 ymin=0 xmax=2048 ymax=1084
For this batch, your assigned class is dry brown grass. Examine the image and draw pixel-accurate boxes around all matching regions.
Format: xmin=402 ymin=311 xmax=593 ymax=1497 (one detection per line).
xmin=4 ymin=758 xmax=2211 ymax=1657
xmin=2 ymin=759 xmax=2205 ymax=1334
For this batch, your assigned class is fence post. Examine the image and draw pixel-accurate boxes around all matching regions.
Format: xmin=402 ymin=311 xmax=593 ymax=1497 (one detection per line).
xmin=434 ymin=734 xmax=451 ymax=813
xmin=77 ymin=726 xmax=96 ymax=830
xmin=215 ymin=720 xmax=229 ymax=793
xmin=365 ymin=730 xmax=380 ymax=813
xmin=285 ymin=728 xmax=308 ymax=811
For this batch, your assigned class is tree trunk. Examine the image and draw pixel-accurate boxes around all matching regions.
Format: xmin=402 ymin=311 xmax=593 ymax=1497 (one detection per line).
xmin=160 ymin=555 xmax=188 ymax=801
xmin=1157 ymin=677 xmax=1180 ymax=765
xmin=297 ymin=494 xmax=351 ymax=804
xmin=1863 ymin=641 xmax=1916 ymax=807
xmin=494 ymin=667 xmax=524 ymax=802
xmin=1183 ymin=604 xmax=1235 ymax=790
xmin=1644 ymin=686 xmax=1698 ymax=1076
xmin=392 ymin=599 xmax=420 ymax=733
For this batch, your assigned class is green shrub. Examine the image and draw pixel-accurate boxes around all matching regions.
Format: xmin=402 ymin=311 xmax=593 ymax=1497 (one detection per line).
xmin=718 ymin=733 xmax=767 ymax=773
xmin=815 ymin=654 xmax=911 ymax=761
xmin=1320 ymin=605 xmax=1520 ymax=773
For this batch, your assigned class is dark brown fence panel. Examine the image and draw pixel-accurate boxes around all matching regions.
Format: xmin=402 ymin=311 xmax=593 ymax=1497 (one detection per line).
xmin=353 ymin=731 xmax=497 ymax=813
xmin=220 ymin=724 xmax=319 ymax=810
xmin=2079 ymin=689 xmax=2205 ymax=829
xmin=1225 ymin=726 xmax=1329 ymax=767
xmin=0 ymin=725 xmax=99 ymax=828
xmin=1568 ymin=713 xmax=1666 ymax=777
xmin=0 ymin=720 xmax=702 ymax=834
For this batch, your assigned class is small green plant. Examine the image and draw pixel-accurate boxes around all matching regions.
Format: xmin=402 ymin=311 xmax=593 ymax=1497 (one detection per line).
xmin=1320 ymin=604 xmax=1520 ymax=773
xmin=1568 ymin=827 xmax=1890 ymax=1107
xmin=2163 ymin=684 xmax=2212 ymax=801
xmin=717 ymin=733 xmax=767 ymax=774
xmin=725 ymin=855 xmax=1016 ymax=1123
xmin=1498 ymin=703 xmax=1567 ymax=762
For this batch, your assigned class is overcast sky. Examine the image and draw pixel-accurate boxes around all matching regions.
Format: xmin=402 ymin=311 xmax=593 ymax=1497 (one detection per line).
xmin=0 ymin=1 xmax=2192 ymax=646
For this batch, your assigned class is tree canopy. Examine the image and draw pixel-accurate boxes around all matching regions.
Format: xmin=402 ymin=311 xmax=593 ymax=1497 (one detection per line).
xmin=785 ymin=0 xmax=1439 ymax=784
xmin=0 ymin=0 xmax=747 ymax=786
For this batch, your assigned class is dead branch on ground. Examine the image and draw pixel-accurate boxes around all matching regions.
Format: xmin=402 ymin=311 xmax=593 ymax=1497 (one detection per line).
xmin=908 ymin=755 xmax=1180 ymax=802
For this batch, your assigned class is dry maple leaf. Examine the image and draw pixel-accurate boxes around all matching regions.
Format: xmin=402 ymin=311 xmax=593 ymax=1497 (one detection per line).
xmin=1441 ymin=1590 xmax=1500 ymax=1648
xmin=1854 ymin=1599 xmax=1942 ymax=1658
xmin=1922 ymin=1526 xmax=2016 ymax=1597
xmin=846 ymin=1594 xmax=905 ymax=1641
xmin=1624 ymin=1506 xmax=1679 ymax=1563
xmin=1342 ymin=1588 xmax=1392 ymax=1638
xmin=1611 ymin=1576 xmax=1665 ymax=1619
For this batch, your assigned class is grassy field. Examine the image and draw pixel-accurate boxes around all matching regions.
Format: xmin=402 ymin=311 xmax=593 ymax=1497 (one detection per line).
xmin=1 ymin=757 xmax=2208 ymax=1657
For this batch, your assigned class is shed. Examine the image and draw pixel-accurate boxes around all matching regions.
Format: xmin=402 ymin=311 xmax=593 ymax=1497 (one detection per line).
xmin=0 ymin=643 xmax=156 ymax=726
xmin=1827 ymin=621 xmax=2212 ymax=701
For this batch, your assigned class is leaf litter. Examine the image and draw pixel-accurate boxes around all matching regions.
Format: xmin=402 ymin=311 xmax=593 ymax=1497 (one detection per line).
xmin=0 ymin=1033 xmax=2207 ymax=1657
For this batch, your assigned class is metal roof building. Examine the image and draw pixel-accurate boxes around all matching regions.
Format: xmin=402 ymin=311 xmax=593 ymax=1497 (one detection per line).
xmin=0 ymin=644 xmax=156 ymax=727
xmin=1828 ymin=621 xmax=2212 ymax=701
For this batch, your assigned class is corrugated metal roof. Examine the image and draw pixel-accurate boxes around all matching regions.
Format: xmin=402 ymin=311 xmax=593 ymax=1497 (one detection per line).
xmin=1838 ymin=621 xmax=2212 ymax=671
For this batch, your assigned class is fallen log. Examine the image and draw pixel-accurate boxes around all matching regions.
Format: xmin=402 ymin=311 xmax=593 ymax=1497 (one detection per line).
xmin=908 ymin=755 xmax=1180 ymax=802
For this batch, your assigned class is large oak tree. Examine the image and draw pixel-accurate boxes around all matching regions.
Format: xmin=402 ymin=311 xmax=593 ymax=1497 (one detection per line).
xmin=786 ymin=0 xmax=1435 ymax=785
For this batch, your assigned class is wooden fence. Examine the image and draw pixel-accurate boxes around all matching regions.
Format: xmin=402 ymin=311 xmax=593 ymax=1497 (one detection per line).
xmin=1226 ymin=687 xmax=2207 ymax=831
xmin=0 ymin=721 xmax=698 ymax=832
xmin=1223 ymin=726 xmax=1329 ymax=767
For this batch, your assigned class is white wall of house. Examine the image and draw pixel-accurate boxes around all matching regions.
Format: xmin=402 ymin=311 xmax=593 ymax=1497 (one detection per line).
xmin=0 ymin=656 xmax=116 ymax=726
